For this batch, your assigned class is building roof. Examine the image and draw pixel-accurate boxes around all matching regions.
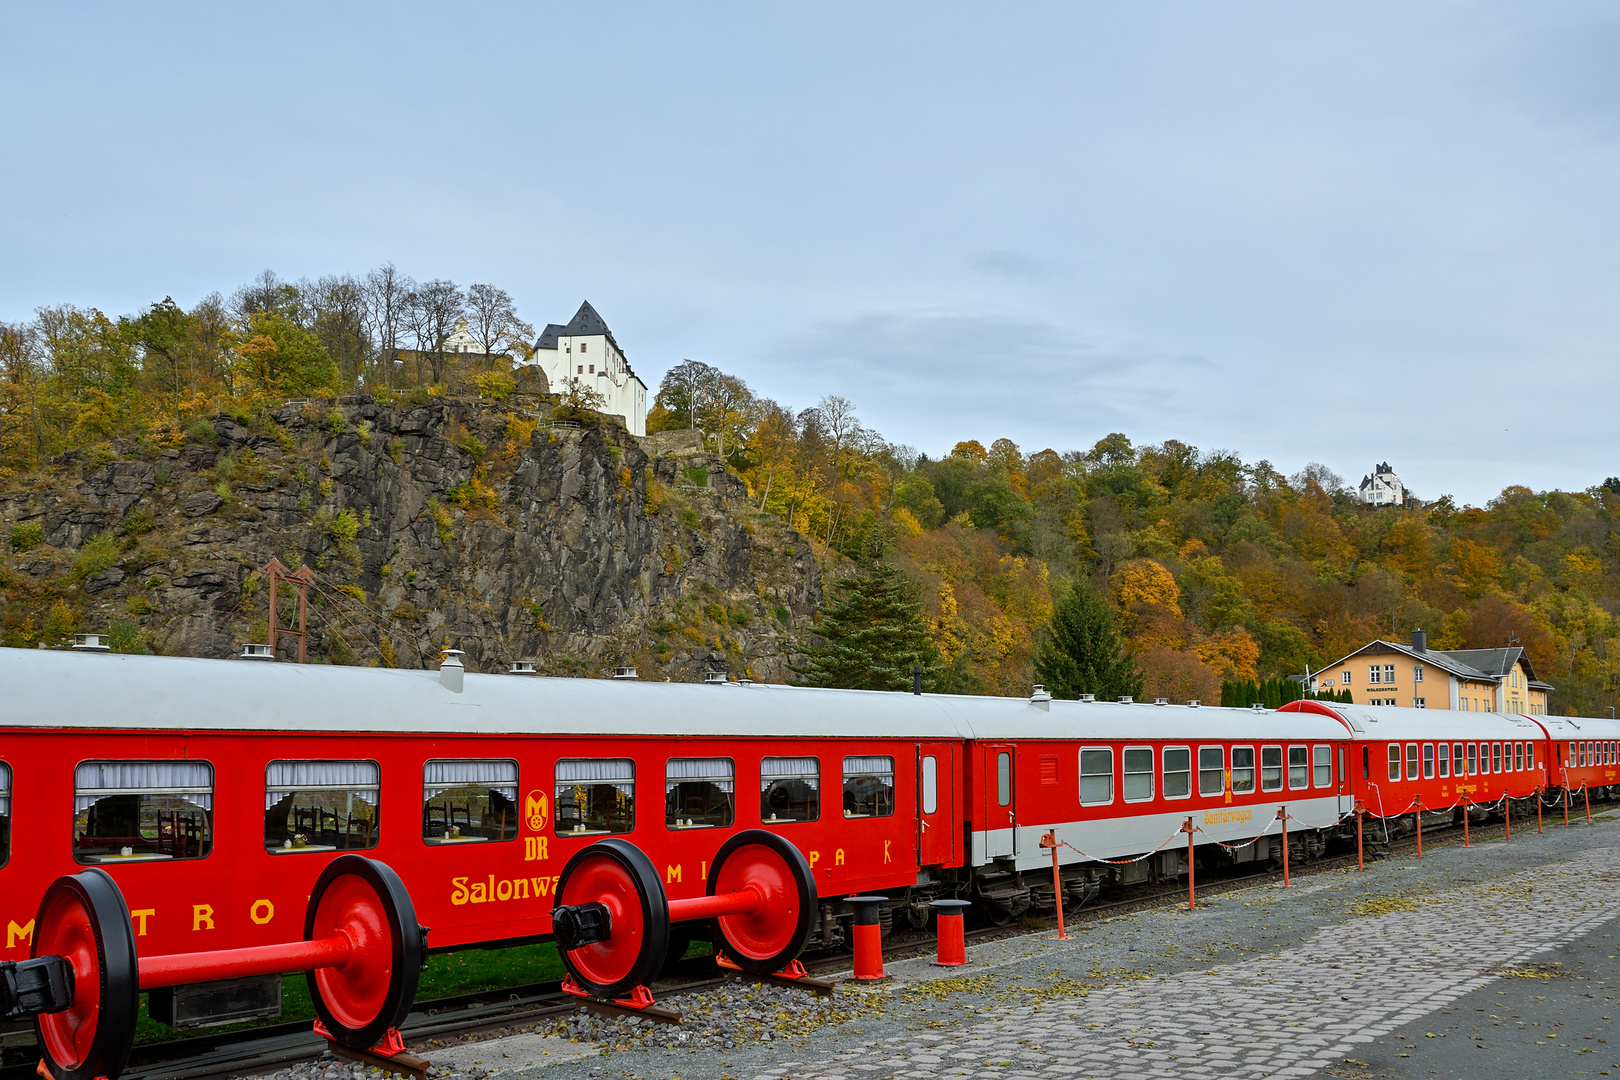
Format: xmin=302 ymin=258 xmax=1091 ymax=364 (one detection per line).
xmin=535 ymin=323 xmax=566 ymax=350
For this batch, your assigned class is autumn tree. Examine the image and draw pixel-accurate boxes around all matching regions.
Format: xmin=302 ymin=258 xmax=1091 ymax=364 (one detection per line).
xmin=405 ymin=279 xmax=464 ymax=384
xmin=464 ymin=283 xmax=535 ymax=367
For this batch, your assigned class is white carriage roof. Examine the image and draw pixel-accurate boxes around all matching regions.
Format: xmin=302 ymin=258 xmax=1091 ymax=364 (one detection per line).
xmin=0 ymin=648 xmax=1354 ymax=742
xmin=1286 ymin=701 xmax=1545 ymax=740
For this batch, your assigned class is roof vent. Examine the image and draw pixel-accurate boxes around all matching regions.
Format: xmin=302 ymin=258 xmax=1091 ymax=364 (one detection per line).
xmin=1118 ymin=695 xmax=1133 ymax=704
xmin=1251 ymin=702 xmax=1266 ymax=711
xmin=440 ymin=649 xmax=465 ymax=693
xmin=1079 ymin=693 xmax=1096 ymax=703
xmin=72 ymin=633 xmax=110 ymax=652
xmin=240 ymin=643 xmax=274 ymax=661
xmin=1031 ymin=685 xmax=1052 ymax=711
xmin=509 ymin=660 xmax=537 ymax=675
xmin=703 ymin=670 xmax=728 ymax=685
xmin=1154 ymin=697 xmax=1168 ymax=706
xmin=1188 ymin=699 xmax=1200 ymax=708
xmin=613 ymin=665 xmax=638 ymax=680
xmin=738 ymin=677 xmax=753 ymax=685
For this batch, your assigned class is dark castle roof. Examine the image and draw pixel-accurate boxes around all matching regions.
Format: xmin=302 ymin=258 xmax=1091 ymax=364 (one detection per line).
xmin=534 ymin=301 xmax=619 ymax=352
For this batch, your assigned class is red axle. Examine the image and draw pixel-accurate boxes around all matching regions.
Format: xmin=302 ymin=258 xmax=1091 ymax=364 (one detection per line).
xmin=667 ymin=886 xmax=764 ymax=923
xmin=137 ymin=933 xmax=355 ymax=989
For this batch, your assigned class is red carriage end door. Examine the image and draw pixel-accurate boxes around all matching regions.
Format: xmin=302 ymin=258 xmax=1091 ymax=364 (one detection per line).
xmin=983 ymin=743 xmax=1016 ymax=859
xmin=917 ymin=742 xmax=958 ymax=867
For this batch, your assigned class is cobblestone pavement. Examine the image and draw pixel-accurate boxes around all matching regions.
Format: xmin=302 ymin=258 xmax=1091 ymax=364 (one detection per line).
xmin=465 ymin=815 xmax=1620 ymax=1080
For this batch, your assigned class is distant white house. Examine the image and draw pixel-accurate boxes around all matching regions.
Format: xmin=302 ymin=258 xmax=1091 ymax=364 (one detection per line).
xmin=527 ymin=302 xmax=649 ymax=436
xmin=442 ymin=317 xmax=483 ymax=355
xmin=1358 ymin=462 xmax=1405 ymax=507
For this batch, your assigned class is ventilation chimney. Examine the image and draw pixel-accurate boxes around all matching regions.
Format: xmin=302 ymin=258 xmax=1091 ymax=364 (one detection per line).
xmin=439 ymin=649 xmax=465 ymax=693
xmin=1188 ymin=699 xmax=1201 ymax=708
xmin=509 ymin=660 xmax=536 ymax=675
xmin=1154 ymin=697 xmax=1168 ymax=706
xmin=1251 ymin=702 xmax=1267 ymax=711
xmin=1079 ymin=693 xmax=1096 ymax=703
xmin=1031 ymin=685 xmax=1052 ymax=711
xmin=913 ymin=664 xmax=922 ymax=696
xmin=612 ymin=665 xmax=638 ymax=680
xmin=1412 ymin=628 xmax=1427 ymax=653
xmin=240 ymin=643 xmax=274 ymax=661
xmin=703 ymin=670 xmax=728 ymax=685
xmin=72 ymin=633 xmax=110 ymax=652
xmin=1118 ymin=695 xmax=1133 ymax=704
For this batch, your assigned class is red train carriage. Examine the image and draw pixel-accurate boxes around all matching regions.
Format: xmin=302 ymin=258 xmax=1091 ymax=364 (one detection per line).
xmin=1533 ymin=713 xmax=1620 ymax=805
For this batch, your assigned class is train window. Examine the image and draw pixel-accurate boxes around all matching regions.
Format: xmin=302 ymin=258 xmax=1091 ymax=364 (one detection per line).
xmin=666 ymin=758 xmax=734 ymax=829
xmin=265 ymin=760 xmax=379 ymax=853
xmin=1387 ymin=744 xmax=1400 ymax=782
xmin=1123 ymin=748 xmax=1153 ymax=802
xmin=555 ymin=759 xmax=635 ymax=836
xmin=1199 ymin=747 xmax=1224 ymax=796
xmin=1362 ymin=746 xmax=1369 ymax=780
xmin=1492 ymin=743 xmax=1502 ymax=772
xmin=1514 ymin=743 xmax=1523 ymax=771
xmin=1528 ymin=744 xmax=1537 ymax=770
xmin=1451 ymin=743 xmax=1463 ymax=777
xmin=843 ymin=757 xmax=895 ymax=818
xmin=1163 ymin=747 xmax=1191 ymax=799
xmin=1437 ymin=743 xmax=1449 ymax=778
xmin=0 ymin=761 xmax=9 ymax=868
xmin=1481 ymin=742 xmax=1492 ymax=773
xmin=422 ymin=760 xmax=518 ymax=844
xmin=76 ymin=761 xmax=213 ymax=864
xmin=1466 ymin=743 xmax=1477 ymax=775
xmin=922 ymin=756 xmax=938 ymax=814
xmin=1231 ymin=747 xmax=1255 ymax=794
xmin=1079 ymin=749 xmax=1114 ymax=806
xmin=1422 ymin=744 xmax=1435 ymax=780
xmin=1289 ymin=746 xmax=1309 ymax=790
xmin=761 ymin=757 xmax=819 ymax=823
xmin=1405 ymin=743 xmax=1418 ymax=781
xmin=997 ymin=752 xmax=1011 ymax=807
xmin=1260 ymin=747 xmax=1283 ymax=792
xmin=1569 ymin=740 xmax=1577 ymax=768
xmin=1314 ymin=746 xmax=1332 ymax=788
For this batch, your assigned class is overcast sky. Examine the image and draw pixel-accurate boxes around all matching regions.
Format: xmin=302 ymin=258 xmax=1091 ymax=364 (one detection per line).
xmin=2 ymin=4 xmax=1616 ymax=505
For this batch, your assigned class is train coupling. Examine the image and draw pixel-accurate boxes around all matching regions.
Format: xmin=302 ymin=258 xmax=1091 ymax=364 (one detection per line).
xmin=0 ymin=956 xmax=75 ymax=1019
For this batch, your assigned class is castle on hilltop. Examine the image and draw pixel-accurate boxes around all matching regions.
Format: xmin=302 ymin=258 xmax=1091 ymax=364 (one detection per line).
xmin=1357 ymin=462 xmax=1405 ymax=507
xmin=524 ymin=302 xmax=649 ymax=436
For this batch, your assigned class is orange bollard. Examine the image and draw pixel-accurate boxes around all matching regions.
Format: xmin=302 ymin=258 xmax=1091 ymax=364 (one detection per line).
xmin=1565 ymin=788 xmax=1571 ymax=827
xmin=1586 ymin=787 xmax=1592 ymax=823
xmin=1463 ymin=797 xmax=1470 ymax=846
xmin=846 ymin=896 xmax=889 ymax=981
xmin=1356 ymin=803 xmax=1364 ymax=871
xmin=1183 ymin=816 xmax=1196 ymax=910
xmin=1277 ymin=806 xmax=1290 ymax=887
xmin=1505 ymin=797 xmax=1511 ymax=842
xmin=1414 ymin=797 xmax=1423 ymax=858
xmin=1039 ymin=831 xmax=1068 ymax=940
xmin=1538 ymin=788 xmax=1543 ymax=834
xmin=930 ymin=899 xmax=971 ymax=967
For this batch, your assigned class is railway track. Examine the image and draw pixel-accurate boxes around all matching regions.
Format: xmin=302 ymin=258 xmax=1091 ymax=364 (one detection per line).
xmin=3 ymin=807 xmax=1604 ymax=1080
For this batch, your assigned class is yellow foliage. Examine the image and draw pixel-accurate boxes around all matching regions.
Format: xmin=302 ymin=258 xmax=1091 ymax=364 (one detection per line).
xmin=1193 ymin=627 xmax=1260 ymax=681
xmin=951 ymin=440 xmax=988 ymax=462
xmin=1115 ymin=559 xmax=1182 ymax=617
xmin=891 ymin=506 xmax=924 ymax=538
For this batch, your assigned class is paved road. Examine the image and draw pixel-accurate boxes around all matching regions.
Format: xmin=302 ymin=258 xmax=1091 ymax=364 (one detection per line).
xmin=474 ymin=815 xmax=1620 ymax=1080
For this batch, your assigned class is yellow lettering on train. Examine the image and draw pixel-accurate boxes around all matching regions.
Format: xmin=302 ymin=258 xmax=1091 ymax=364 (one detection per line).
xmin=130 ymin=909 xmax=155 ymax=936
xmin=471 ymin=882 xmax=488 ymax=903
xmin=666 ymin=864 xmax=682 ymax=884
xmin=7 ymin=920 xmax=34 ymax=949
xmin=809 ymin=851 xmax=820 ymax=868
xmin=192 ymin=905 xmax=215 ymax=931
xmin=451 ymin=876 xmax=470 ymax=905
xmin=250 ymin=900 xmax=274 ymax=925
xmin=700 ymin=861 xmax=708 ymax=881
xmin=883 ymin=840 xmax=892 ymax=864
xmin=523 ymin=836 xmax=549 ymax=862
xmin=834 ymin=849 xmax=846 ymax=866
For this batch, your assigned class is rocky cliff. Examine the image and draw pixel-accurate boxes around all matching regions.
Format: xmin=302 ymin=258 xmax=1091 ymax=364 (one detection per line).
xmin=0 ymin=397 xmax=828 ymax=681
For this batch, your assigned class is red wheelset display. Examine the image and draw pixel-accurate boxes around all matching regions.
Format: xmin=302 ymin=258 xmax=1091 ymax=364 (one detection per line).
xmin=2 ymin=856 xmax=425 ymax=1080
xmin=550 ymin=829 xmax=817 ymax=1002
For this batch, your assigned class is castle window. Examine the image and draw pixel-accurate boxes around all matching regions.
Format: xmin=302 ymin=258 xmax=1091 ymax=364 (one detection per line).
xmin=580 ymin=342 xmax=587 ymax=352
xmin=577 ymin=365 xmax=584 ymax=375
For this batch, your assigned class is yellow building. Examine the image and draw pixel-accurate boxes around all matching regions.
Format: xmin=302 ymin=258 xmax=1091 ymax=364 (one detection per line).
xmin=1307 ymin=630 xmax=1552 ymax=714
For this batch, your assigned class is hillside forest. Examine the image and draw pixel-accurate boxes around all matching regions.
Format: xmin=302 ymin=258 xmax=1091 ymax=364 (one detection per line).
xmin=3 ymin=268 xmax=1620 ymax=717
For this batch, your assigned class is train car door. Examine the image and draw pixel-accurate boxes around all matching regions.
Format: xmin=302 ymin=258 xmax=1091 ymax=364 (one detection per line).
xmin=983 ymin=743 xmax=1015 ymax=859
xmin=917 ymin=742 xmax=958 ymax=867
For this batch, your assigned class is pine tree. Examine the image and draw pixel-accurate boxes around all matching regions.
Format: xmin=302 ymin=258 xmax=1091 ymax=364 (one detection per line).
xmin=1034 ymin=580 xmax=1144 ymax=701
xmin=795 ymin=562 xmax=940 ymax=692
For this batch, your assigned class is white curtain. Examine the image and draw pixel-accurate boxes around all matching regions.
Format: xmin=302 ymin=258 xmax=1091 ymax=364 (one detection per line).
xmin=265 ymin=760 xmax=380 ymax=810
xmin=75 ymin=761 xmax=212 ymax=812
xmin=666 ymin=758 xmax=734 ymax=792
xmin=761 ymin=757 xmax=819 ymax=783
xmin=842 ymin=756 xmax=894 ymax=778
xmin=557 ymin=759 xmax=633 ymax=796
xmin=424 ymin=759 xmax=517 ymax=801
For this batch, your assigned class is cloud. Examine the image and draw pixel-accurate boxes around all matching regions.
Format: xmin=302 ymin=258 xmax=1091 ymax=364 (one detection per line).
xmin=968 ymin=249 xmax=1055 ymax=282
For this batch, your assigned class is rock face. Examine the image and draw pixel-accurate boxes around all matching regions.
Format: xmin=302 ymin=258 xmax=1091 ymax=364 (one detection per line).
xmin=0 ymin=397 xmax=828 ymax=681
